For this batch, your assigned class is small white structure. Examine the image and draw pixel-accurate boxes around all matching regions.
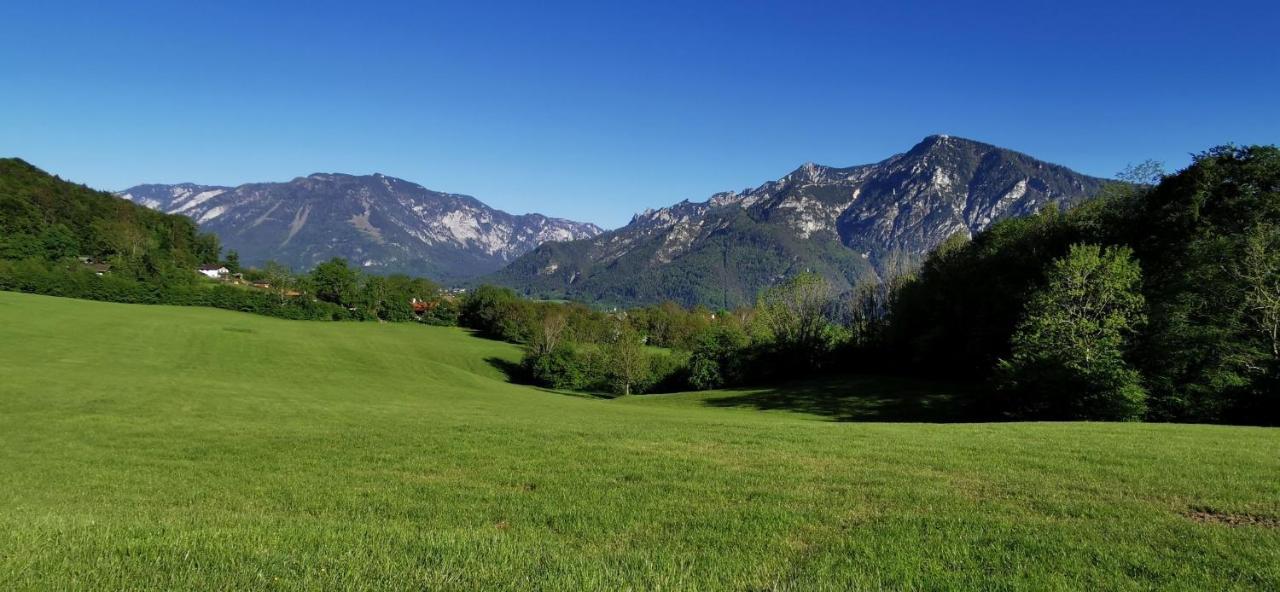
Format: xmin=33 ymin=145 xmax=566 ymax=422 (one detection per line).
xmin=197 ymin=264 xmax=230 ymax=279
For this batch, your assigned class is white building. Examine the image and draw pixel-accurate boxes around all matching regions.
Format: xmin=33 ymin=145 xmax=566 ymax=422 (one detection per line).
xmin=197 ymin=264 xmax=230 ymax=279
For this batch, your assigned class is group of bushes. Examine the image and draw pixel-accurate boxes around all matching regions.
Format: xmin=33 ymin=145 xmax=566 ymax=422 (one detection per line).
xmin=276 ymin=257 xmax=459 ymax=324
xmin=457 ymin=286 xmax=691 ymax=395
xmin=456 ymin=278 xmax=855 ymax=396
xmin=0 ymin=257 xmax=366 ymax=321
xmin=522 ymin=330 xmax=689 ymax=396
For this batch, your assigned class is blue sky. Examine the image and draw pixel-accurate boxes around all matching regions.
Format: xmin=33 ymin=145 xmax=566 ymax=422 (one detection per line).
xmin=2 ymin=0 xmax=1277 ymax=228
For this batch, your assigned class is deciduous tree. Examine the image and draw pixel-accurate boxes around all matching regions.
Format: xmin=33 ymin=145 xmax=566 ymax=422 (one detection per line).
xmin=997 ymin=244 xmax=1147 ymax=420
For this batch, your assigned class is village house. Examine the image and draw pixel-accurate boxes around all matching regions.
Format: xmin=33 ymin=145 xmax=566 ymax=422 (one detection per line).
xmin=197 ymin=264 xmax=230 ymax=279
xmin=411 ymin=297 xmax=436 ymax=315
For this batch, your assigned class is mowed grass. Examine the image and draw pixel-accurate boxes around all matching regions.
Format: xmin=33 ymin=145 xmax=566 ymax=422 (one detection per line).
xmin=1 ymin=292 xmax=1278 ymax=590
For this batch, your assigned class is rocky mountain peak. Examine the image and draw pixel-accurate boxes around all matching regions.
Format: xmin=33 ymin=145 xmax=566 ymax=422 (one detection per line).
xmin=489 ymin=136 xmax=1110 ymax=308
xmin=119 ymin=173 xmax=602 ymax=281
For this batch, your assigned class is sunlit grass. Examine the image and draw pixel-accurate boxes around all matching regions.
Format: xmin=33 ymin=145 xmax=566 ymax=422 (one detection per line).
xmin=1 ymin=291 xmax=1277 ymax=590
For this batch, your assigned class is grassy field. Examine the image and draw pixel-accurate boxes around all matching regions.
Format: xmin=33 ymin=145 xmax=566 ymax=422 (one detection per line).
xmin=1 ymin=291 xmax=1277 ymax=590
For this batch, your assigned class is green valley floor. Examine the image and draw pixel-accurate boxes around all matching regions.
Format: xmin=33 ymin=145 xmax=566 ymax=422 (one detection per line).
xmin=1 ymin=291 xmax=1277 ymax=590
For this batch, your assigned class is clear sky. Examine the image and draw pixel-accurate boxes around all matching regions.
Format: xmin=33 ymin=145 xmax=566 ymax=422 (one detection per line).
xmin=2 ymin=0 xmax=1277 ymax=228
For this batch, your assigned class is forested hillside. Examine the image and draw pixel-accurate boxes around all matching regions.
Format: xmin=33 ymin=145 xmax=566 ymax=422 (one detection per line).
xmin=880 ymin=146 xmax=1280 ymax=423
xmin=0 ymin=158 xmax=218 ymax=267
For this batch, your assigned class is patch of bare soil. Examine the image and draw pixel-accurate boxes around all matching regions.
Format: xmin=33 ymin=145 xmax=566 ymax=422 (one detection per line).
xmin=1186 ymin=508 xmax=1280 ymax=528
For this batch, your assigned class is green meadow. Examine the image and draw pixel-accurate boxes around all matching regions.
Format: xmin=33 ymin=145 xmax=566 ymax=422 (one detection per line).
xmin=1 ymin=291 xmax=1277 ymax=590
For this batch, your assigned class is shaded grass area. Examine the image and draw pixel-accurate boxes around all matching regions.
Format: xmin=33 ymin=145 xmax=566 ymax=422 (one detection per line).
xmin=1 ymin=291 xmax=1278 ymax=590
xmin=656 ymin=375 xmax=982 ymax=422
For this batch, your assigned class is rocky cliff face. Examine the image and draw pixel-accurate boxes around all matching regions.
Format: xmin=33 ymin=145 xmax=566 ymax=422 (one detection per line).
xmin=119 ymin=174 xmax=602 ymax=281
xmin=488 ymin=135 xmax=1108 ymax=307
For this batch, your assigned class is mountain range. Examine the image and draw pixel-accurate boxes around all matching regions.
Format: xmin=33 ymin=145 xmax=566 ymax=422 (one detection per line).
xmin=118 ymin=175 xmax=602 ymax=281
xmin=485 ymin=135 xmax=1109 ymax=307
xmin=116 ymin=135 xmax=1110 ymax=306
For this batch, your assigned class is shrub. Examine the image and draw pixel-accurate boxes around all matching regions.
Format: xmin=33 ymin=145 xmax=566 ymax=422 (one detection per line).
xmin=523 ymin=342 xmax=590 ymax=391
xmin=687 ymin=325 xmax=750 ymax=390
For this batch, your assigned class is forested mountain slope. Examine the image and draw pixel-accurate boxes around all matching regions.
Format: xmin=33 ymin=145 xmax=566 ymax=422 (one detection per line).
xmin=0 ymin=158 xmax=218 ymax=266
xmin=489 ymin=135 xmax=1108 ymax=307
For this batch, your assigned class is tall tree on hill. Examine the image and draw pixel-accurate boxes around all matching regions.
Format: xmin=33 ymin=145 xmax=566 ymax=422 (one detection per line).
xmin=262 ymin=261 xmax=295 ymax=303
xmin=1239 ymin=224 xmax=1280 ymax=362
xmin=687 ymin=324 xmax=751 ymax=390
xmin=1124 ymin=146 xmax=1280 ymax=422
xmin=1238 ymin=224 xmax=1280 ymax=416
xmin=460 ymin=285 xmax=532 ymax=341
xmin=607 ymin=323 xmax=650 ymax=396
xmin=356 ymin=274 xmax=389 ymax=319
xmin=92 ymin=217 xmax=149 ymax=260
xmin=530 ymin=309 xmax=569 ymax=359
xmin=224 ymin=250 xmax=241 ymax=274
xmin=39 ymin=224 xmax=79 ymax=261
xmin=193 ymin=233 xmax=221 ymax=264
xmin=757 ymin=272 xmax=836 ymax=367
xmin=996 ymin=244 xmax=1147 ymax=420
xmin=311 ymin=258 xmax=359 ymax=306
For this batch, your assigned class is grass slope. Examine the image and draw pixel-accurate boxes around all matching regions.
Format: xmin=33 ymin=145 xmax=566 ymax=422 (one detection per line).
xmin=1 ymin=291 xmax=1278 ymax=590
